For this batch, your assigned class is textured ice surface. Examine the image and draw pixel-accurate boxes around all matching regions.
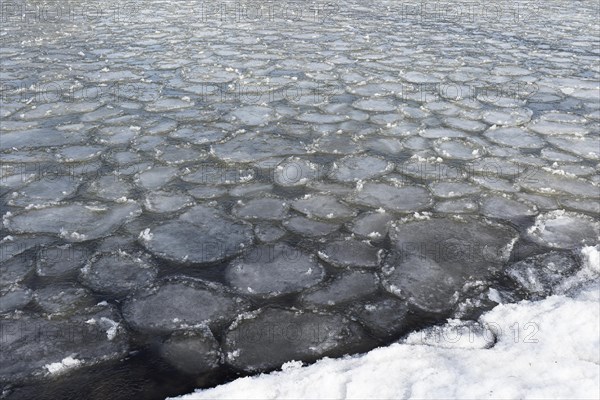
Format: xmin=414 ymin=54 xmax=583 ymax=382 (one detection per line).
xmin=350 ymin=183 xmax=432 ymax=213
xmin=384 ymin=217 xmax=519 ymax=312
xmin=34 ymin=285 xmax=95 ymax=316
xmin=348 ymin=212 xmax=394 ymax=240
xmin=517 ymin=170 xmax=599 ymax=198
xmin=434 ymin=198 xmax=479 ymax=214
xmin=140 ymin=206 xmax=254 ymax=264
xmin=181 ymin=165 xmax=256 ymax=186
xmin=482 ymin=109 xmax=533 ymax=126
xmin=382 ymin=252 xmax=461 ymax=313
xmin=134 ymin=166 xmax=178 ymax=190
xmin=225 ymin=244 xmax=325 ymax=297
xmin=350 ymin=298 xmax=409 ymax=338
xmin=353 ymin=99 xmax=396 ymax=112
xmin=4 ymin=203 xmax=142 ymax=242
xmin=253 ymin=223 xmax=286 ymax=243
xmin=300 ymin=270 xmax=379 ymax=308
xmin=429 ymin=182 xmax=480 ymax=199
xmin=483 ymin=128 xmax=544 ymax=149
xmin=80 ymin=252 xmax=158 ymax=297
xmin=212 ymin=132 xmax=305 ymax=163
xmin=35 ymin=244 xmax=89 ymax=277
xmin=480 ymin=196 xmax=538 ymax=221
xmin=273 ymin=157 xmax=323 ymax=187
xmin=233 ymin=198 xmax=289 ymax=221
xmin=507 ymin=252 xmax=580 ymax=299
xmin=527 ymin=211 xmax=599 ymax=250
xmin=0 ymin=286 xmax=33 ymax=313
xmin=283 ymin=216 xmax=340 ymax=237
xmin=8 ymin=177 xmax=80 ymax=207
xmin=310 ymin=133 xmax=362 ymax=155
xmin=330 ymin=155 xmax=392 ymax=182
xmin=318 ymin=239 xmax=382 ymax=269
xmin=87 ymin=176 xmax=132 ymax=201
xmin=548 ymin=136 xmax=599 ymax=160
xmin=229 ymin=106 xmax=274 ymax=126
xmin=0 ymin=129 xmax=85 ymax=151
xmin=273 ymin=157 xmax=325 ymax=187
xmin=0 ymin=256 xmax=35 ymax=289
xmin=223 ymin=308 xmax=371 ymax=372
xmin=123 ymin=279 xmax=246 ymax=334
xmin=292 ymin=195 xmax=356 ymax=220
xmin=0 ymin=304 xmax=128 ymax=383
xmin=390 ymin=218 xmax=518 ymax=279
xmin=0 ymin=235 xmax=55 ymax=264
xmin=434 ymin=139 xmax=484 ymax=160
xmin=144 ymin=191 xmax=194 ymax=213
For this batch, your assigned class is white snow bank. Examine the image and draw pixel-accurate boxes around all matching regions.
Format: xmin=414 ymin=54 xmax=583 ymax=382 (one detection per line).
xmin=171 ymin=246 xmax=600 ymax=400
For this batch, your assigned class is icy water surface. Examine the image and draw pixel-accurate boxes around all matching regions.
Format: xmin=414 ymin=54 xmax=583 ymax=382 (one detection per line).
xmin=1 ymin=0 xmax=599 ymax=399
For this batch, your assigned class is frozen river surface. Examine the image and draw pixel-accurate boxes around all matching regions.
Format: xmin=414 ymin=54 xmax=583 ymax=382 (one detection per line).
xmin=1 ymin=1 xmax=599 ymax=399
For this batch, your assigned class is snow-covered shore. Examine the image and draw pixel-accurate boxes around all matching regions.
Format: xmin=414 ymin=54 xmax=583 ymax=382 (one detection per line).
xmin=171 ymin=246 xmax=599 ymax=400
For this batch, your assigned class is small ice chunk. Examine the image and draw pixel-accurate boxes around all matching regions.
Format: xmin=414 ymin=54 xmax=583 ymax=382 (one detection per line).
xmin=484 ymin=127 xmax=543 ymax=149
xmin=223 ymin=308 xmax=371 ymax=372
xmin=225 ymin=244 xmax=325 ymax=297
xmin=300 ymin=270 xmax=379 ymax=308
xmin=5 ymin=202 xmax=142 ymax=242
xmin=480 ymin=196 xmax=537 ymax=221
xmin=526 ymin=211 xmax=599 ymax=249
xmin=507 ymin=251 xmax=580 ymax=299
xmin=350 ymin=298 xmax=409 ymax=338
xmin=9 ymin=177 xmax=80 ymax=207
xmin=349 ymin=183 xmax=432 ymax=213
xmin=429 ymin=182 xmax=479 ymax=198
xmin=34 ymin=285 xmax=95 ymax=316
xmin=330 ymin=155 xmax=392 ymax=182
xmin=382 ymin=253 xmax=460 ymax=314
xmin=318 ymin=239 xmax=382 ymax=269
xmin=254 ymin=224 xmax=287 ymax=243
xmin=0 ymin=285 xmax=33 ymax=313
xmin=80 ymin=252 xmax=158 ymax=297
xmin=233 ymin=198 xmax=288 ymax=221
xmin=144 ymin=191 xmax=194 ymax=213
xmin=273 ymin=157 xmax=322 ymax=187
xmin=292 ymin=195 xmax=356 ymax=220
xmin=229 ymin=106 xmax=274 ymax=126
xmin=123 ymin=279 xmax=247 ymax=334
xmin=348 ymin=212 xmax=394 ymax=240
xmin=160 ymin=328 xmax=221 ymax=374
xmin=141 ymin=205 xmax=253 ymax=264
xmin=134 ymin=166 xmax=178 ymax=190
xmin=283 ymin=217 xmax=340 ymax=237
